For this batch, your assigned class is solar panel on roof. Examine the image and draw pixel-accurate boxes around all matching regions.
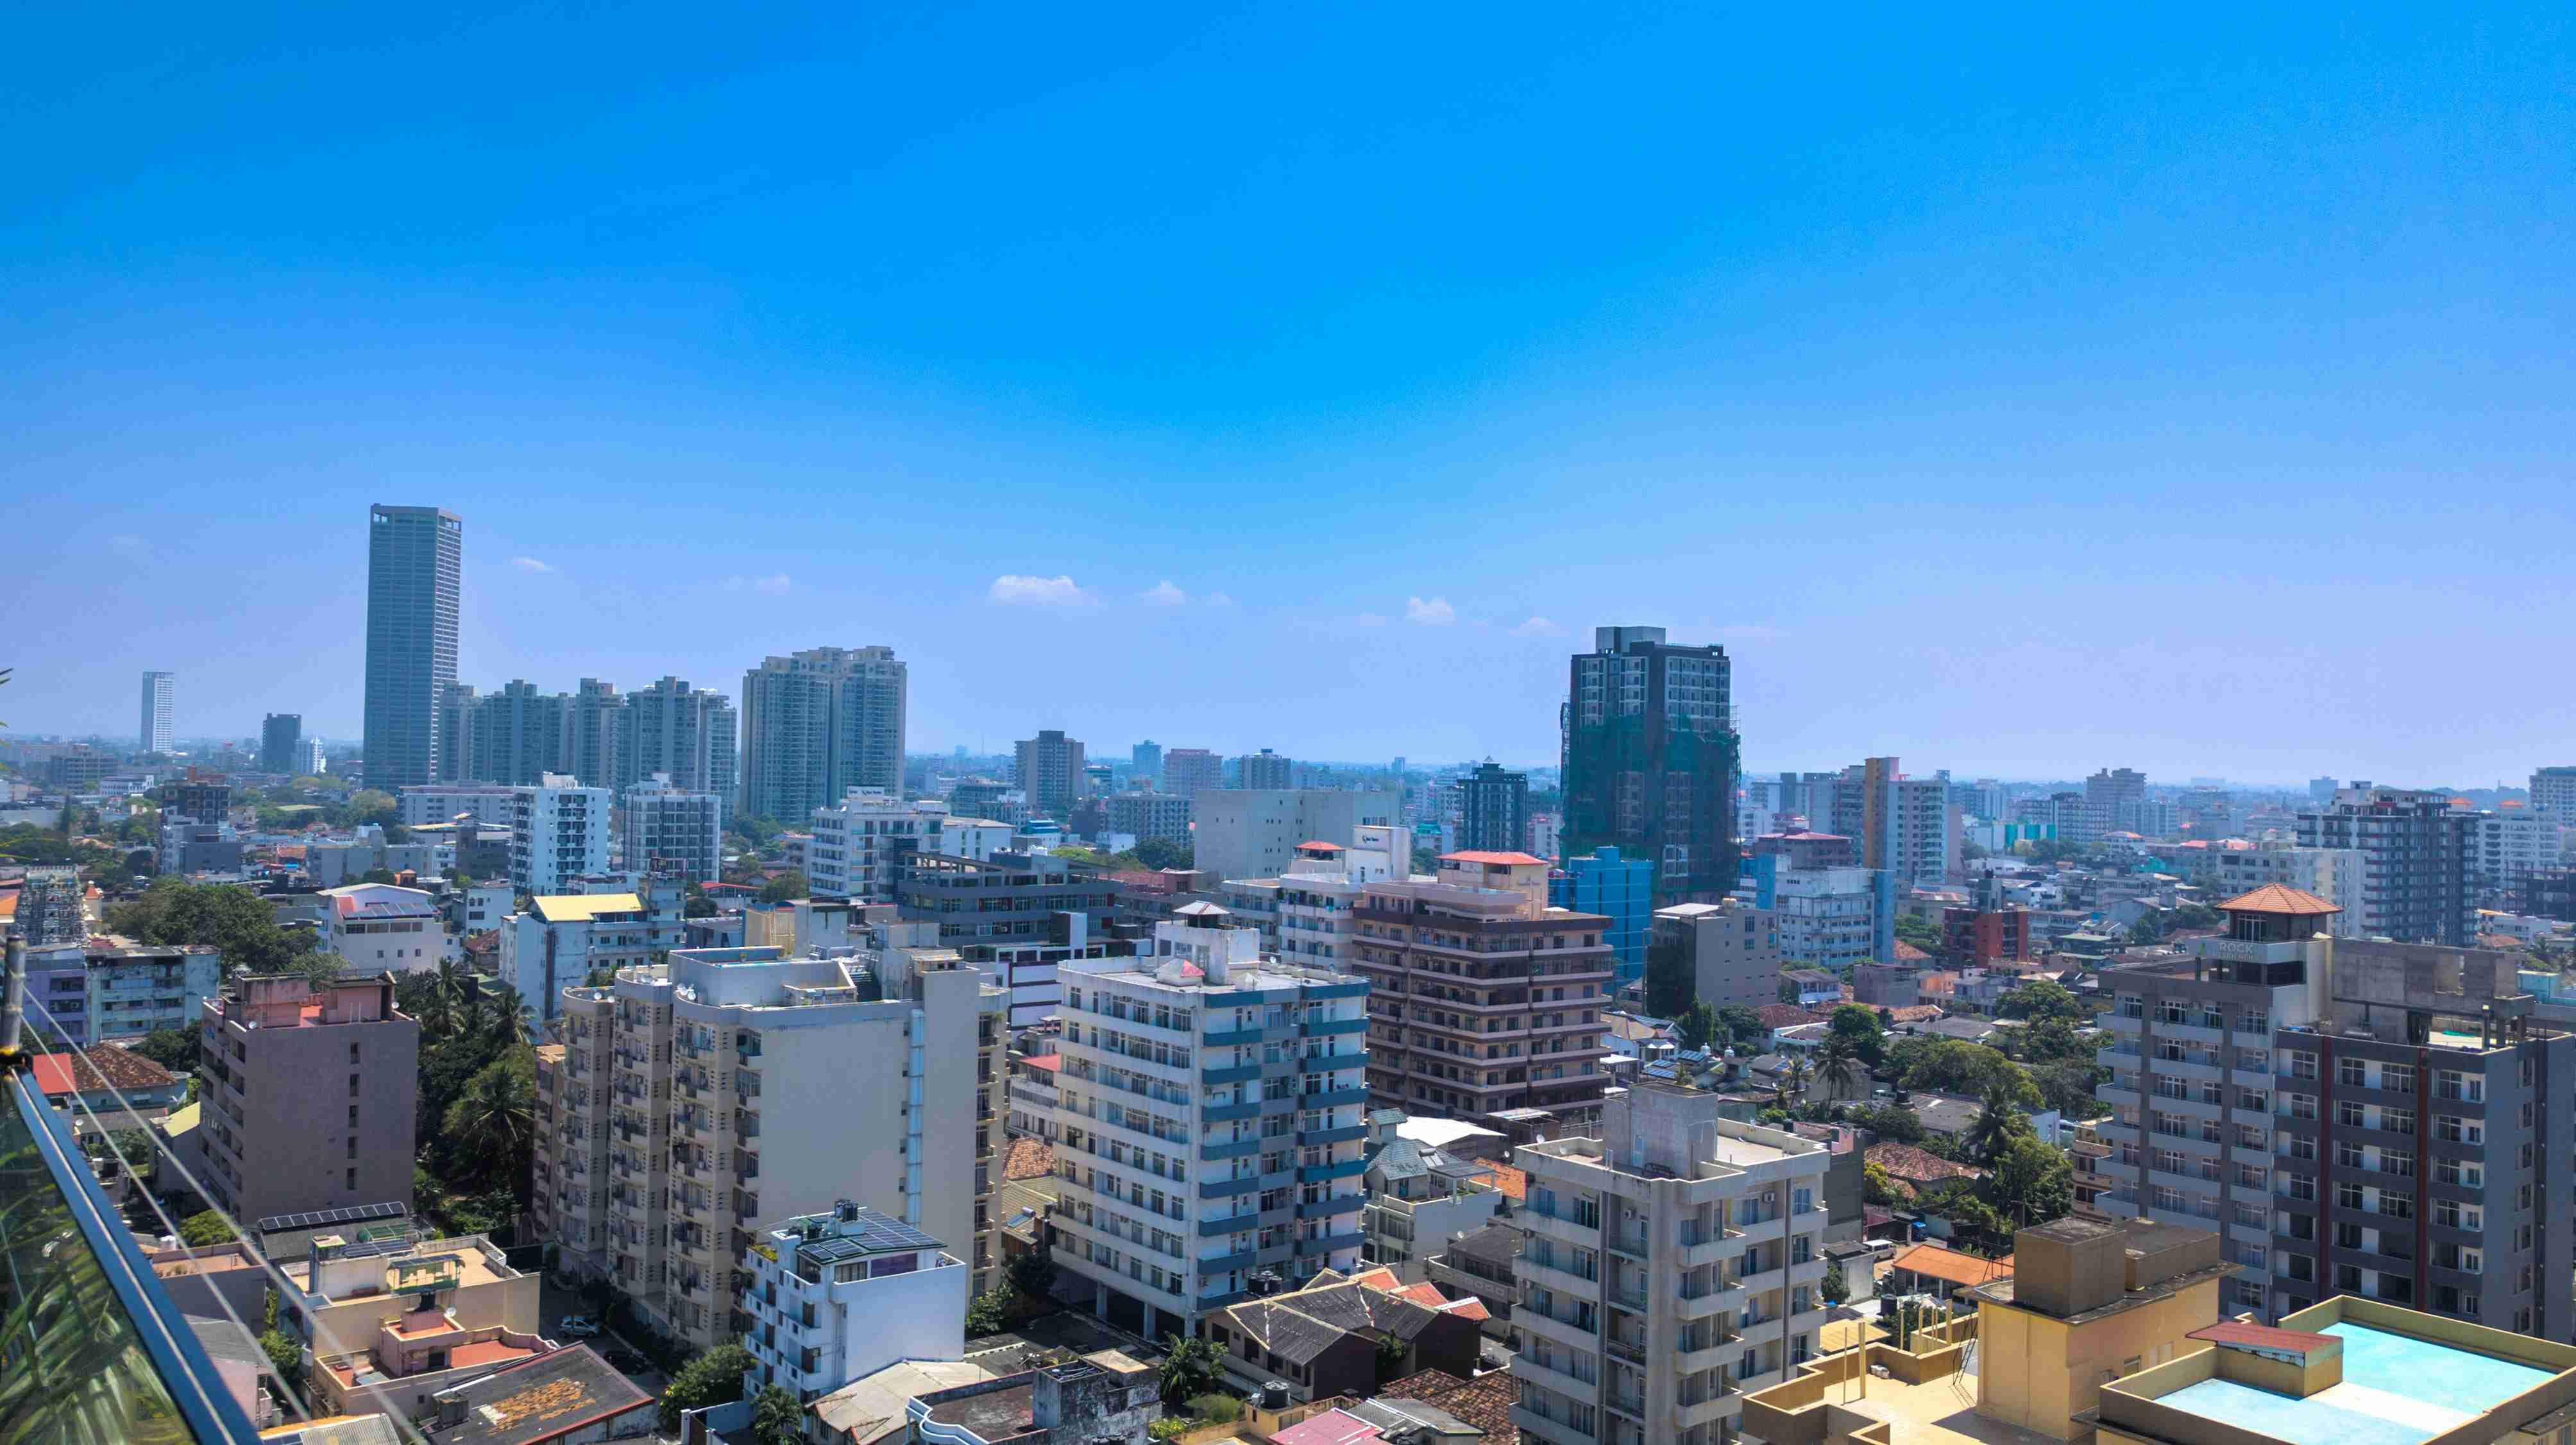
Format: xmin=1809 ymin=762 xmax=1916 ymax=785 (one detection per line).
xmin=255 ymin=1201 xmax=407 ymax=1233
xmin=795 ymin=1212 xmax=944 ymax=1262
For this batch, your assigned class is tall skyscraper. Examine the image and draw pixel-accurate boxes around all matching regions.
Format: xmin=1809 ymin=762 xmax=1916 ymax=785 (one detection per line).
xmin=1451 ymin=760 xmax=1530 ymax=853
xmin=740 ymin=646 xmax=906 ymax=821
xmin=362 ymin=504 xmax=463 ymax=788
xmin=1235 ymin=748 xmax=1294 ymax=790
xmin=137 ymin=671 xmax=174 ymax=754
xmin=2296 ymin=787 xmax=2476 ymax=944
xmin=566 ymin=678 xmax=620 ymax=787
xmin=258 ymin=713 xmax=303 ymax=773
xmin=618 ymin=676 xmax=739 ymax=801
xmin=2083 ymin=766 xmax=2147 ymax=842
xmin=1162 ymin=747 xmax=1223 ymax=798
xmin=1013 ymin=729 xmax=1085 ymax=817
xmin=434 ymin=681 xmax=477 ymax=783
xmin=464 ymin=680 xmax=570 ymax=787
xmin=1560 ymin=625 xmax=1739 ymax=903
xmin=1131 ymin=739 xmax=1162 ymax=783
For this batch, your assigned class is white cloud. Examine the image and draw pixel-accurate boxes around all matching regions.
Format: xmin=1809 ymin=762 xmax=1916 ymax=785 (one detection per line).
xmin=1511 ymin=616 xmax=1566 ymax=637
xmin=511 ymin=556 xmax=553 ymax=573
xmin=725 ymin=574 xmax=792 ymax=595
xmin=1141 ymin=580 xmax=1189 ymax=606
xmin=1204 ymin=592 xmax=1235 ymax=608
xmin=1404 ymin=595 xmax=1457 ymax=626
xmin=989 ymin=574 xmax=1094 ymax=608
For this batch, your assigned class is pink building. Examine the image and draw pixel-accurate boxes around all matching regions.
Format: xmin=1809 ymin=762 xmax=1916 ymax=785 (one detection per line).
xmin=199 ymin=972 xmax=421 ymax=1226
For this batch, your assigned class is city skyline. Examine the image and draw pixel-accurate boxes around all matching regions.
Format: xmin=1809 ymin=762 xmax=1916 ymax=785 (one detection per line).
xmin=8 ymin=7 xmax=2573 ymax=782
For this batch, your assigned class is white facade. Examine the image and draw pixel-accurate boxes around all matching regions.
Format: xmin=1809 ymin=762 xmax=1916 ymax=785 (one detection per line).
xmin=808 ymin=789 xmax=948 ymax=902
xmin=461 ymin=882 xmax=514 ymax=932
xmin=741 ymin=1203 xmax=969 ymax=1401
xmin=295 ymin=738 xmax=328 ymax=776
xmin=316 ymin=883 xmax=457 ymax=974
xmin=399 ymin=785 xmax=519 ymax=827
xmin=938 ymin=817 xmax=1015 ymax=862
xmin=1192 ymin=789 xmax=1405 ymax=888
xmin=1527 ymin=811 xmax=1562 ymax=862
xmin=2209 ymin=841 xmax=2365 ymax=937
xmin=1767 ymin=866 xmax=1885 ymax=966
xmin=1051 ymin=912 xmax=1372 ymax=1340
xmin=502 ymin=893 xmax=664 ymax=1022
xmin=139 ymin=671 xmax=174 ymax=754
xmin=511 ymin=774 xmax=611 ymax=894
xmin=620 ymin=773 xmax=725 ymax=885
xmin=2473 ymin=812 xmax=2566 ymax=902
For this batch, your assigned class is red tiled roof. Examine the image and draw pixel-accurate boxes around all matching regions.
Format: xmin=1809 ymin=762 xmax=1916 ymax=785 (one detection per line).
xmin=31 ymin=1047 xmax=180 ymax=1097
xmin=1439 ymin=851 xmax=1549 ymax=867
xmin=1000 ymin=1138 xmax=1056 ymax=1182
xmin=1888 ymin=1243 xmax=2014 ymax=1288
xmin=1892 ymin=941 xmax=1933 ymax=962
xmin=1757 ymin=1004 xmax=1827 ymax=1030
xmin=1019 ymin=1054 xmax=1060 ymax=1073
xmin=2218 ymin=884 xmax=2339 ymax=916
xmin=1375 ymin=1371 xmax=1517 ymax=1441
xmin=1484 ymin=1161 xmax=1527 ymax=1201
xmin=1273 ymin=1409 xmax=1380 ymax=1445
xmin=1865 ymin=1142 xmax=1982 ymax=1186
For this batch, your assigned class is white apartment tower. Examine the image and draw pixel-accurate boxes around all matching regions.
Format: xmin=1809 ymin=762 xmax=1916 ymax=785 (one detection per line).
xmin=1512 ymin=1088 xmax=1833 ymax=1445
xmin=139 ymin=671 xmax=175 ymax=754
xmin=535 ymin=945 xmax=1001 ymax=1349
xmin=807 ymin=789 xmax=949 ymax=903
xmin=1051 ymin=908 xmax=1372 ymax=1341
xmin=511 ymin=773 xmax=612 ymax=894
xmin=620 ymin=773 xmax=726 ymax=885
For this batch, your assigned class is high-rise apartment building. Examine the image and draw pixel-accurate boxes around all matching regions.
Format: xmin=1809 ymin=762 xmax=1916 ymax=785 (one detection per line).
xmin=1741 ymin=856 xmax=1895 ymax=968
xmin=620 ymin=774 xmax=725 ymax=885
xmin=1355 ymin=853 xmax=1616 ymax=1121
xmin=617 ymin=675 xmax=738 ymax=800
xmin=1823 ymin=757 xmax=1955 ymax=888
xmin=1452 ymin=762 xmax=1530 ymax=855
xmin=566 ymin=678 xmax=620 ymax=788
xmin=198 ymin=972 xmax=421 ymax=1225
xmin=1049 ymin=911 xmax=1371 ymax=1339
xmin=806 ymin=789 xmax=946 ymax=903
xmin=1163 ymin=748 xmax=1224 ymax=799
xmin=434 ymin=681 xmax=477 ymax=783
xmin=1237 ymin=749 xmax=1294 ymax=790
xmin=2295 ymin=788 xmax=2475 ymax=945
xmin=296 ymin=737 xmax=328 ymax=776
xmin=15 ymin=866 xmax=87 ymax=946
xmin=260 ymin=713 xmax=303 ymax=774
xmin=2208 ymin=839 xmax=2364 ymax=935
xmin=1652 ymin=900 xmax=1781 ymax=1009
xmin=2090 ymin=885 xmax=2572 ymax=1337
xmin=536 ymin=945 xmax=1001 ymax=1347
xmin=1104 ymin=792 xmax=1192 ymax=844
xmin=2473 ymin=812 xmax=2568 ymax=905
xmin=1196 ymin=789 xmax=1403 ymax=885
xmin=740 ymin=647 xmax=907 ymax=823
xmin=362 ymin=504 xmax=463 ymax=788
xmin=1015 ymin=730 xmax=1087 ymax=818
xmin=464 ymin=680 xmax=571 ymax=787
xmin=138 ymin=671 xmax=174 ymax=754
xmin=511 ymin=774 xmax=612 ymax=894
xmin=2531 ymin=767 xmax=2576 ymax=819
xmin=1511 ymin=1087 xmax=1833 ymax=1445
xmin=1131 ymin=740 xmax=1163 ymax=784
xmin=2083 ymin=767 xmax=2148 ymax=845
xmin=1561 ymin=626 xmax=1738 ymax=904
xmin=1550 ymin=846 xmax=1654 ymax=984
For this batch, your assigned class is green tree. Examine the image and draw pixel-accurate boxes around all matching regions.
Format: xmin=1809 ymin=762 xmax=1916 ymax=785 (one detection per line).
xmin=1960 ymin=1090 xmax=2035 ymax=1168
xmin=966 ymin=1287 xmax=1016 ymax=1338
xmin=1890 ymin=1039 xmax=2041 ymax=1111
xmin=179 ymin=1209 xmax=237 ymax=1245
xmin=659 ymin=1343 xmax=758 ymax=1430
xmin=260 ymin=1328 xmax=303 ymax=1387
xmin=343 ymin=789 xmax=400 ymax=830
xmin=684 ymin=896 xmax=718 ymax=918
xmin=106 ymin=878 xmax=330 ymax=974
xmin=1674 ymin=1001 xmax=1718 ymax=1053
xmin=1374 ymin=1332 xmax=1411 ymax=1384
xmin=1849 ymin=1102 xmax=1926 ymax=1145
xmin=1157 ymin=1334 xmax=1224 ymax=1407
xmin=1995 ymin=980 xmax=2085 ymax=1025
xmin=1007 ymin=1245 xmax=1058 ymax=1303
xmin=1132 ymin=837 xmax=1194 ymax=871
xmin=750 ymin=1385 xmax=804 ymax=1445
xmin=758 ymin=869 xmax=811 ymax=904
xmin=1893 ymin=913 xmax=1943 ymax=953
xmin=1978 ymin=1134 xmax=2073 ymax=1228
xmin=130 ymin=1027 xmax=199 ymax=1073
xmin=1863 ymin=1160 xmax=1904 ymax=1206
xmin=1822 ymin=1258 xmax=1849 ymax=1305
xmin=1827 ymin=1004 xmax=1886 ymax=1068
xmin=443 ymin=1048 xmax=538 ymax=1202
xmin=1815 ymin=1036 xmax=1865 ymax=1100
xmin=1716 ymin=1004 xmax=1768 ymax=1050
xmin=1643 ymin=934 xmax=1693 ymax=1019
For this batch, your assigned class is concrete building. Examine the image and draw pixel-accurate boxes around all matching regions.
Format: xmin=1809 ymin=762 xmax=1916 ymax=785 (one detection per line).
xmin=1194 ymin=788 xmax=1403 ymax=887
xmin=2092 ymin=884 xmax=2573 ymax=1337
xmin=536 ymin=945 xmax=999 ymax=1347
xmin=398 ymin=784 xmax=518 ymax=828
xmin=283 ymin=1231 xmax=545 ymax=1419
xmin=740 ymin=1202 xmax=969 ymax=1403
xmin=1745 ymin=857 xmax=1895 ymax=968
xmin=316 ymin=883 xmax=457 ymax=974
xmin=1561 ymin=626 xmax=1739 ymax=904
xmin=13 ymin=864 xmax=86 ymax=945
xmin=362 ymin=504 xmax=464 ymax=789
xmin=1552 ymin=846 xmax=1655 ymax=984
xmin=1131 ymin=740 xmax=1162 ymax=784
xmin=900 ymin=850 xmax=1124 ymax=1025
xmin=434 ymin=681 xmax=477 ymax=784
xmin=1654 ymin=899 xmax=1782 ymax=1011
xmin=139 ymin=669 xmax=175 ymax=754
xmin=2209 ymin=839 xmax=2364 ymax=936
xmin=78 ymin=936 xmax=225 ymax=1042
xmin=807 ymin=789 xmax=946 ymax=903
xmin=1014 ymin=730 xmax=1086 ymax=818
xmin=1103 ymin=792 xmax=1192 ymax=844
xmin=261 ymin=714 xmax=304 ymax=774
xmin=2083 ymin=767 xmax=2148 ymax=846
xmin=1206 ymin=1269 xmax=1486 ymax=1403
xmin=1049 ymin=911 xmax=1372 ymax=1338
xmin=565 ymin=678 xmax=620 ymax=791
xmin=198 ymin=972 xmax=421 ymax=1224
xmin=1355 ymin=852 xmax=1616 ymax=1122
xmin=1163 ymin=748 xmax=1224 ymax=799
xmin=305 ymin=823 xmax=437 ymax=887
xmin=511 ymin=774 xmax=611 ymax=894
xmin=158 ymin=816 xmax=245 ymax=876
xmin=1360 ymin=1109 xmax=1504 ymax=1268
xmin=2473 ymin=810 xmax=2566 ymax=905
xmin=1239 ymin=749 xmax=1295 ymax=791
xmin=2296 ymin=787 xmax=2476 ymax=945
xmin=616 ymin=675 xmax=737 ymax=800
xmin=462 ymin=680 xmax=571 ymax=787
xmin=620 ymin=773 xmax=724 ymax=885
xmin=1272 ymin=828 xmax=1404 ymax=972
xmin=1446 ymin=762 xmax=1529 ymax=855
xmin=1510 ymin=1086 xmax=1834 ymax=1445
xmin=1966 ymin=1217 xmax=2232 ymax=1442
xmin=740 ymin=646 xmax=907 ymax=823
xmin=2531 ymin=765 xmax=2576 ymax=820
xmin=502 ymin=893 xmax=661 ymax=1022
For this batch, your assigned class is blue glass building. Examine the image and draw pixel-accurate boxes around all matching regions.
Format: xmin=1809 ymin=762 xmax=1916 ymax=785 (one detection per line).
xmin=1550 ymin=845 xmax=1656 ymax=982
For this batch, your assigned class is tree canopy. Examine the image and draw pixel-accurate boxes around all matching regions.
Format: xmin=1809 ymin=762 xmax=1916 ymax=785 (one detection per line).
xmin=1827 ymin=1004 xmax=1887 ymax=1066
xmin=757 ymin=869 xmax=810 ymax=903
xmin=659 ymin=1344 xmax=758 ymax=1430
xmin=105 ymin=878 xmax=334 ymax=975
xmin=1996 ymin=980 xmax=2086 ymax=1025
xmin=1886 ymin=1038 xmax=2042 ymax=1111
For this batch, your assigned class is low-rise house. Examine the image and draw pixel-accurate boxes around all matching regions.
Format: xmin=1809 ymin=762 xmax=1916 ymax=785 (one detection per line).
xmin=809 ymin=1360 xmax=1008 ymax=1445
xmin=900 ymin=1350 xmax=1159 ymax=1445
xmin=1362 ymin=1111 xmax=1504 ymax=1269
xmin=1780 ymin=969 xmax=1843 ymax=1007
xmin=1422 ymin=1220 xmax=1520 ymax=1341
xmin=419 ymin=1346 xmax=653 ymax=1445
xmin=1902 ymin=1090 xmax=2060 ymax=1149
xmin=276 ymin=1231 xmax=539 ymax=1367
xmin=1207 ymin=1269 xmax=1487 ymax=1403
xmin=1863 ymin=1142 xmax=1982 ymax=1201
xmin=316 ymin=882 xmax=455 ymax=975
xmin=31 ymin=1044 xmax=187 ymax=1134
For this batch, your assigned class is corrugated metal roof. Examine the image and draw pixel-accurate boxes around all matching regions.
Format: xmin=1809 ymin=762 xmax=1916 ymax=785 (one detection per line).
xmin=530 ymin=893 xmax=645 ymax=923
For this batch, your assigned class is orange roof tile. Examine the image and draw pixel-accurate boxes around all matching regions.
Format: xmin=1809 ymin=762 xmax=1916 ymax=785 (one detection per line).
xmin=1888 ymin=1243 xmax=2014 ymax=1288
xmin=1439 ymin=850 xmax=1549 ymax=867
xmin=2217 ymin=883 xmax=2339 ymax=916
xmin=1483 ymin=1161 xmax=1527 ymax=1201
xmin=1000 ymin=1138 xmax=1056 ymax=1181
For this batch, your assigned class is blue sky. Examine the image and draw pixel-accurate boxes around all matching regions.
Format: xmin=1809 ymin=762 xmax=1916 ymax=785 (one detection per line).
xmin=6 ymin=3 xmax=2572 ymax=784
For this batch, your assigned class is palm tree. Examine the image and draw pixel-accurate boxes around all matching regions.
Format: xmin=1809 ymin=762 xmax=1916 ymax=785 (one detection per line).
xmin=480 ymin=984 xmax=534 ymax=1047
xmin=415 ymin=959 xmax=464 ymax=1038
xmin=1773 ymin=1056 xmax=1811 ymax=1115
xmin=1157 ymin=1333 xmax=1223 ymax=1407
xmin=444 ymin=1052 xmax=537 ymax=1197
xmin=1815 ymin=1037 xmax=1863 ymax=1102
xmin=1962 ymin=1089 xmax=2028 ymax=1167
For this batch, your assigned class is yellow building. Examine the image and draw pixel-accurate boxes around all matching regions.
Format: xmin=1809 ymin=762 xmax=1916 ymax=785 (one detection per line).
xmin=1974 ymin=1217 xmax=2234 ymax=1441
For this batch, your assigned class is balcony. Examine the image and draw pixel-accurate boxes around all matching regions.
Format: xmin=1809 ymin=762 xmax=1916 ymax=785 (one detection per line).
xmin=1201 ymin=1138 xmax=1263 ymax=1161
xmin=1201 ymin=1065 xmax=1264 ymax=1086
xmin=1296 ymin=1195 xmax=1364 ymax=1219
xmin=1294 ymin=1232 xmax=1364 ymax=1256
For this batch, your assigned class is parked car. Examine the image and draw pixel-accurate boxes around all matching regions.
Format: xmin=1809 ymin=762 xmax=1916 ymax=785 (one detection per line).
xmin=557 ymin=1316 xmax=601 ymax=1338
